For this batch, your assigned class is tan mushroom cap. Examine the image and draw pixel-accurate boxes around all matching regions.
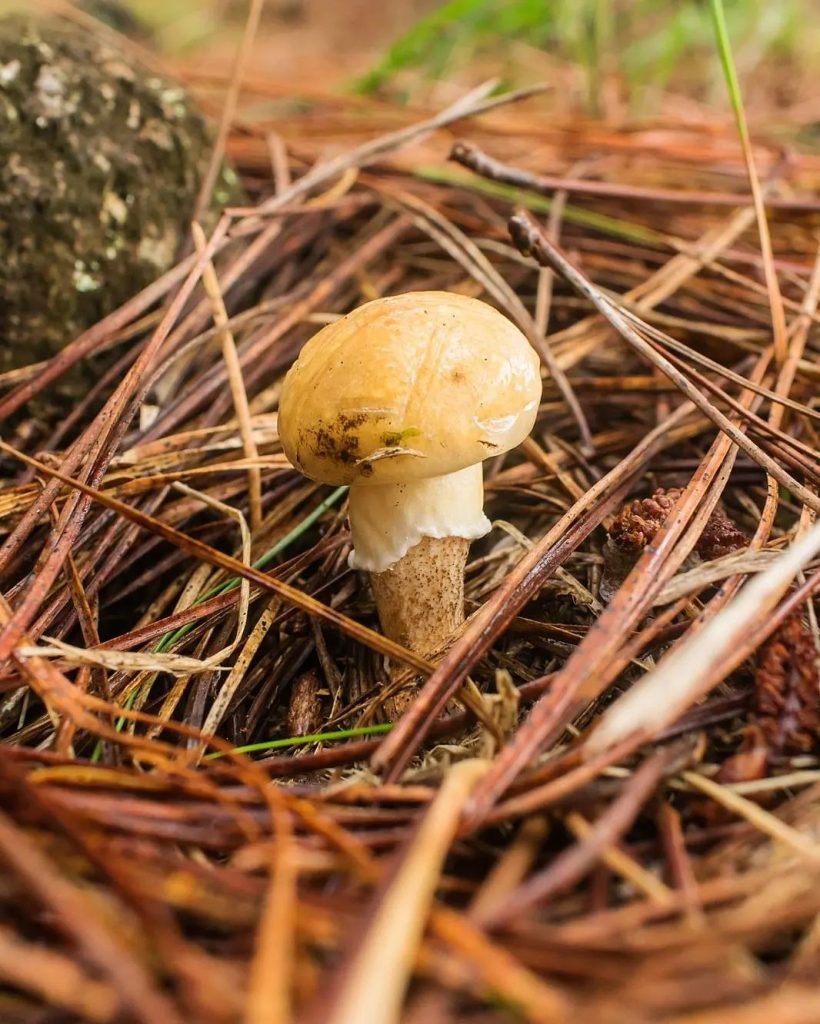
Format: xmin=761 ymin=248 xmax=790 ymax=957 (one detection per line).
xmin=278 ymin=291 xmax=542 ymax=486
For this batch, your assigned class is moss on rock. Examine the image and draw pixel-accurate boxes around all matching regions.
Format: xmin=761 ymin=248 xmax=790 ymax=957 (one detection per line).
xmin=0 ymin=15 xmax=236 ymax=407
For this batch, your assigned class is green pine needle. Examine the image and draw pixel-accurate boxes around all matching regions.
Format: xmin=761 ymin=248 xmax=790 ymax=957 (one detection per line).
xmin=155 ymin=485 xmax=347 ymax=654
xmin=91 ymin=486 xmax=347 ymax=761
xmin=205 ymin=723 xmax=394 ymax=760
xmin=708 ymin=0 xmax=750 ymax=143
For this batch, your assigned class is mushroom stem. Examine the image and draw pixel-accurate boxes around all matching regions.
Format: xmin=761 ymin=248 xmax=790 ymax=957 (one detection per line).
xmin=348 ymin=468 xmax=490 ymax=717
xmin=370 ymin=535 xmax=469 ymax=654
xmin=370 ymin=535 xmax=469 ymax=715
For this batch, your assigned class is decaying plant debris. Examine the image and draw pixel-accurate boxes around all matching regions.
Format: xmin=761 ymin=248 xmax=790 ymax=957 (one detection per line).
xmin=0 ymin=13 xmax=818 ymax=1024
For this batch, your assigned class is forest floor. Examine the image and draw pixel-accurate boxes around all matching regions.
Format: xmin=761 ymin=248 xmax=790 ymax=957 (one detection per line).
xmin=0 ymin=2 xmax=818 ymax=1022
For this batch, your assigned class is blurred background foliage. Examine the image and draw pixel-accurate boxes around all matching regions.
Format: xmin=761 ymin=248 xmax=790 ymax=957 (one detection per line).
xmin=7 ymin=0 xmax=819 ymax=123
xmin=352 ymin=0 xmax=814 ymax=112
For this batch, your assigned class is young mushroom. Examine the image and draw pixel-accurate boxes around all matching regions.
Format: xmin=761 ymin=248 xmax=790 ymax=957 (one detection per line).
xmin=278 ymin=291 xmax=542 ymax=711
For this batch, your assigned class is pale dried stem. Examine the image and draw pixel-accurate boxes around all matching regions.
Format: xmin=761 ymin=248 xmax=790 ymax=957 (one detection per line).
xmin=191 ymin=222 xmax=262 ymax=533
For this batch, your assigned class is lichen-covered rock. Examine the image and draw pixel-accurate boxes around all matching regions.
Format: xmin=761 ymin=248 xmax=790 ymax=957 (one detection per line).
xmin=0 ymin=15 xmax=236 ymax=406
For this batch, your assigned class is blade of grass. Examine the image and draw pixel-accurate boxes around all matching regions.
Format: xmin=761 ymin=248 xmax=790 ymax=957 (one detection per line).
xmin=709 ymin=0 xmax=787 ymax=364
xmin=205 ymin=723 xmax=394 ymax=760
xmin=87 ymin=485 xmax=348 ymax=759
xmin=154 ymin=485 xmax=347 ymax=653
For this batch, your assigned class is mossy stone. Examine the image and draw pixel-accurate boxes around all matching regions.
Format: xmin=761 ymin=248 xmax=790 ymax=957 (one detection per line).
xmin=0 ymin=16 xmax=236 ymax=409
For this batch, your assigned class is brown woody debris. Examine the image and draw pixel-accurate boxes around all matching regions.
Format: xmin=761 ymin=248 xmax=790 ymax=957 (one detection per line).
xmin=716 ymin=725 xmax=769 ymax=785
xmin=716 ymin=614 xmax=819 ymax=787
xmin=607 ymin=487 xmax=683 ymax=555
xmin=602 ymin=487 xmax=748 ymax=603
xmin=609 ymin=490 xmax=818 ymax=783
xmin=608 ymin=487 xmax=747 ymax=561
xmin=696 ymin=505 xmax=749 ymax=560
xmin=755 ymin=613 xmax=820 ymax=758
xmin=286 ymin=670 xmax=324 ymax=737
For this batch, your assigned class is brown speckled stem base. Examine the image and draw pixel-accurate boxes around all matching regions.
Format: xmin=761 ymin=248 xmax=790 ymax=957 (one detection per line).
xmin=370 ymin=535 xmax=469 ymax=717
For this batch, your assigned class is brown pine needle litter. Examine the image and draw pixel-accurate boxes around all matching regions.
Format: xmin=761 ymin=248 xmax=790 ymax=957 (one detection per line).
xmin=1 ymin=12 xmax=820 ymax=1024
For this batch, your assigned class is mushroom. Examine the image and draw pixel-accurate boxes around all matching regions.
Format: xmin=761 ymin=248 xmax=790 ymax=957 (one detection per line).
xmin=278 ymin=291 xmax=542 ymax=710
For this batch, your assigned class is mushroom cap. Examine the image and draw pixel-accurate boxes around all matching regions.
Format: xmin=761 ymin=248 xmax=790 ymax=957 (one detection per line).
xmin=278 ymin=291 xmax=542 ymax=485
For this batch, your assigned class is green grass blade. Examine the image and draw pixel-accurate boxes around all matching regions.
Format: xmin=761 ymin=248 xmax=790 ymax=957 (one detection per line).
xmin=708 ymin=0 xmax=788 ymax=362
xmin=708 ymin=0 xmax=749 ymax=141
xmin=205 ymin=722 xmax=394 ymax=759
xmin=155 ymin=485 xmax=347 ymax=654
xmin=89 ymin=486 xmax=347 ymax=760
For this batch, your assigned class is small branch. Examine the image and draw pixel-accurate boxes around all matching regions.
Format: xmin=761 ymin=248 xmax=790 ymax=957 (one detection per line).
xmin=450 ymin=139 xmax=820 ymax=211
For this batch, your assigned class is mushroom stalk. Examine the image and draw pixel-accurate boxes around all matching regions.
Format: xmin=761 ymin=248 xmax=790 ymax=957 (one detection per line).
xmin=348 ymin=466 xmax=491 ymax=715
xmin=369 ymin=534 xmax=470 ymax=716
xmin=370 ymin=535 xmax=469 ymax=657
